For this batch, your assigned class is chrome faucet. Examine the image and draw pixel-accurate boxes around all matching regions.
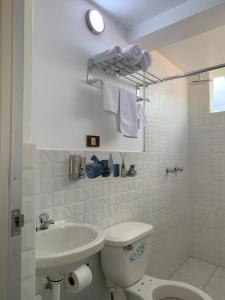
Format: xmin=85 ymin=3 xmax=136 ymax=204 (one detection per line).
xmin=166 ymin=168 xmax=176 ymax=174
xmin=39 ymin=213 xmax=55 ymax=230
xmin=174 ymin=167 xmax=184 ymax=172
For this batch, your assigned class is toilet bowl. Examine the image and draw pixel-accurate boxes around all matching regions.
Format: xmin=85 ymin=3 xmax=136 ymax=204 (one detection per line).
xmin=101 ymin=222 xmax=212 ymax=300
xmin=124 ymin=275 xmax=212 ymax=300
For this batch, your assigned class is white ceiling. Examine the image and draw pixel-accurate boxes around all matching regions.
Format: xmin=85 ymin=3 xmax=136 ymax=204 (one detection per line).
xmin=90 ymin=0 xmax=225 ymax=72
xmin=159 ymin=25 xmax=225 ymax=72
xmin=91 ymin=0 xmax=188 ymax=29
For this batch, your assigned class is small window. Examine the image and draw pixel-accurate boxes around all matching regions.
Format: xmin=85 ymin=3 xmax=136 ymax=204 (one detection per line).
xmin=211 ymin=76 xmax=225 ymax=113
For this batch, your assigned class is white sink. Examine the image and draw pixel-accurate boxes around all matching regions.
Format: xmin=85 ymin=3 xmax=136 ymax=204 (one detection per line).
xmin=36 ymin=221 xmax=105 ymax=275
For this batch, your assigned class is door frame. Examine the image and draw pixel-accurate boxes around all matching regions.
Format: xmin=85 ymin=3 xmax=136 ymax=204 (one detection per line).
xmin=10 ymin=1 xmax=25 ymax=300
xmin=0 ymin=0 xmax=25 ymax=299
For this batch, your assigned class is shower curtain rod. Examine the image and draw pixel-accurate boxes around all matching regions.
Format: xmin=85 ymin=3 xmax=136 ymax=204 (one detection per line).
xmin=159 ymin=62 xmax=225 ymax=83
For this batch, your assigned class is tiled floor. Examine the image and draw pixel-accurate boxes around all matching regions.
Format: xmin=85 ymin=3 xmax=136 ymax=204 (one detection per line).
xmin=171 ymin=257 xmax=225 ymax=300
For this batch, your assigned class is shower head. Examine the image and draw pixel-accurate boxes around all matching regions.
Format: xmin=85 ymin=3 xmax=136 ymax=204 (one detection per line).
xmin=190 ymin=73 xmax=213 ymax=84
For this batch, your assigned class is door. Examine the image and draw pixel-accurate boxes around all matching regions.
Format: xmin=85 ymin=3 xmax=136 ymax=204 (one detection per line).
xmin=0 ymin=0 xmax=25 ymax=300
xmin=0 ymin=1 xmax=13 ymax=299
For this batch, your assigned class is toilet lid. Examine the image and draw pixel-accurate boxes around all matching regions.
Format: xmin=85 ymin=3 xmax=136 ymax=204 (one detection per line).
xmin=104 ymin=222 xmax=153 ymax=247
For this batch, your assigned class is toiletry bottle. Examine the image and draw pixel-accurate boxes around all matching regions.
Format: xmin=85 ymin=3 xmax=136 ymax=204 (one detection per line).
xmin=101 ymin=160 xmax=110 ymax=177
xmin=108 ymin=153 xmax=113 ymax=174
xmin=121 ymin=159 xmax=126 ymax=177
xmin=113 ymin=164 xmax=120 ymax=177
xmin=127 ymin=164 xmax=137 ymax=177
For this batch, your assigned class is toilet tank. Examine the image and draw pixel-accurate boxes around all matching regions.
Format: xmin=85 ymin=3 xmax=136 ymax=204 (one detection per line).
xmin=101 ymin=222 xmax=154 ymax=288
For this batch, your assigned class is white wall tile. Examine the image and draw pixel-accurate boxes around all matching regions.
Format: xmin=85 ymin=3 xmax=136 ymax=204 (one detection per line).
xmin=189 ymin=83 xmax=225 ymax=266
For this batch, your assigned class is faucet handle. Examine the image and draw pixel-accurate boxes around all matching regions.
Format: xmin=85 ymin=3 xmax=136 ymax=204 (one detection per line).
xmin=38 ymin=213 xmax=55 ymax=230
xmin=175 ymin=167 xmax=184 ymax=172
xmin=166 ymin=168 xmax=175 ymax=174
xmin=39 ymin=213 xmax=50 ymax=224
xmin=49 ymin=219 xmax=55 ymax=225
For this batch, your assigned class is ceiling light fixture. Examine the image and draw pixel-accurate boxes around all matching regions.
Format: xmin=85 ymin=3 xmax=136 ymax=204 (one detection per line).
xmin=85 ymin=9 xmax=105 ymax=35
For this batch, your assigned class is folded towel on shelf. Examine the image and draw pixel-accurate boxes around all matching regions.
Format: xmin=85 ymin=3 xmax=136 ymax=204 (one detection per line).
xmin=140 ymin=50 xmax=152 ymax=72
xmin=137 ymin=102 xmax=148 ymax=129
xmin=116 ymin=48 xmax=152 ymax=74
xmin=121 ymin=44 xmax=143 ymax=66
xmin=119 ymin=88 xmax=138 ymax=138
xmin=92 ymin=45 xmax=122 ymax=62
xmin=103 ymin=82 xmax=120 ymax=113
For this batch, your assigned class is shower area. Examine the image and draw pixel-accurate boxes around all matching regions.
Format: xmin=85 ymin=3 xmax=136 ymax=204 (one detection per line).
xmin=169 ymin=70 xmax=225 ymax=298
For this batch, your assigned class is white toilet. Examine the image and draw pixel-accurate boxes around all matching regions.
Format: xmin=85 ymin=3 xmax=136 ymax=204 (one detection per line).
xmin=101 ymin=222 xmax=212 ymax=300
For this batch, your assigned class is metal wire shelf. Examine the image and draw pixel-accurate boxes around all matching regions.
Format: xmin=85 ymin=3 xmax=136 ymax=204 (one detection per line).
xmin=88 ymin=52 xmax=162 ymax=86
xmin=87 ymin=52 xmax=225 ymax=102
xmin=87 ymin=52 xmax=163 ymax=102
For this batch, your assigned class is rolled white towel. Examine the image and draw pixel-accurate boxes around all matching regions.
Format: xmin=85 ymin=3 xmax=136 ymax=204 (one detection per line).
xmin=92 ymin=45 xmax=122 ymax=62
xmin=140 ymin=50 xmax=152 ymax=72
xmin=122 ymin=44 xmax=142 ymax=66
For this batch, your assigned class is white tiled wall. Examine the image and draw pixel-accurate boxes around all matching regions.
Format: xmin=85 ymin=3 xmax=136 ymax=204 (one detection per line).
xmin=22 ymin=144 xmax=36 ymax=300
xmin=35 ymin=52 xmax=190 ymax=300
xmin=189 ymin=82 xmax=225 ymax=266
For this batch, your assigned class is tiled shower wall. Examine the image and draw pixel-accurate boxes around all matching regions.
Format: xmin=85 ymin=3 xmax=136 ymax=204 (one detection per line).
xmin=36 ymin=52 xmax=190 ymax=300
xmin=22 ymin=144 xmax=36 ymax=300
xmin=190 ymin=82 xmax=225 ymax=266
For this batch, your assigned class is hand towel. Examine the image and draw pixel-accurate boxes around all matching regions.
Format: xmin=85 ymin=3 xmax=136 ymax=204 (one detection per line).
xmin=140 ymin=50 xmax=152 ymax=72
xmin=92 ymin=45 xmax=122 ymax=62
xmin=137 ymin=102 xmax=147 ymax=129
xmin=119 ymin=89 xmax=138 ymax=138
xmin=122 ymin=44 xmax=142 ymax=66
xmin=103 ymin=82 xmax=119 ymax=114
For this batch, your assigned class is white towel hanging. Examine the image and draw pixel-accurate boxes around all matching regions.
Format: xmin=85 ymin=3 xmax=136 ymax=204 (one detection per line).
xmin=119 ymin=88 xmax=138 ymax=138
xmin=102 ymin=82 xmax=120 ymax=114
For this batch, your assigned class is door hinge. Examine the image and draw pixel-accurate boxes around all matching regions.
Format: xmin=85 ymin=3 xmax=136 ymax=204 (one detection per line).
xmin=11 ymin=209 xmax=24 ymax=236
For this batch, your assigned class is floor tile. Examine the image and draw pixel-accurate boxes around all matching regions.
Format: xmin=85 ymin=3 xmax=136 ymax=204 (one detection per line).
xmin=204 ymin=275 xmax=225 ymax=300
xmin=170 ymin=257 xmax=217 ymax=289
xmin=213 ymin=266 xmax=225 ymax=279
xmin=185 ymin=257 xmax=217 ymax=275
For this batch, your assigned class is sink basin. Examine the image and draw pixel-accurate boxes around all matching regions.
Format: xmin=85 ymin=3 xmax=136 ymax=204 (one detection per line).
xmin=36 ymin=221 xmax=105 ymax=275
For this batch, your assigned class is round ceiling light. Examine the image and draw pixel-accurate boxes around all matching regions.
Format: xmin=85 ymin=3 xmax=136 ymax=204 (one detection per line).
xmin=85 ymin=9 xmax=105 ymax=35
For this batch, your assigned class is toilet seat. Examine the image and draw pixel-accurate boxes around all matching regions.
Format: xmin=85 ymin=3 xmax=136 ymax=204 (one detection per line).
xmin=124 ymin=275 xmax=212 ymax=300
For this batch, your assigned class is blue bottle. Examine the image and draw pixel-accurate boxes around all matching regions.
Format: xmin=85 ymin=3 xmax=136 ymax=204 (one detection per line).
xmin=113 ymin=164 xmax=120 ymax=177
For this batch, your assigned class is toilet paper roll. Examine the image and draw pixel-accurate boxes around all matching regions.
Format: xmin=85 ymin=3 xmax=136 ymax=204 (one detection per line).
xmin=66 ymin=264 xmax=93 ymax=294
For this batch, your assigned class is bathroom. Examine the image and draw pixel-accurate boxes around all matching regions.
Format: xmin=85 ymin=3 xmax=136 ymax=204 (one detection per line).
xmin=1 ymin=0 xmax=225 ymax=299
